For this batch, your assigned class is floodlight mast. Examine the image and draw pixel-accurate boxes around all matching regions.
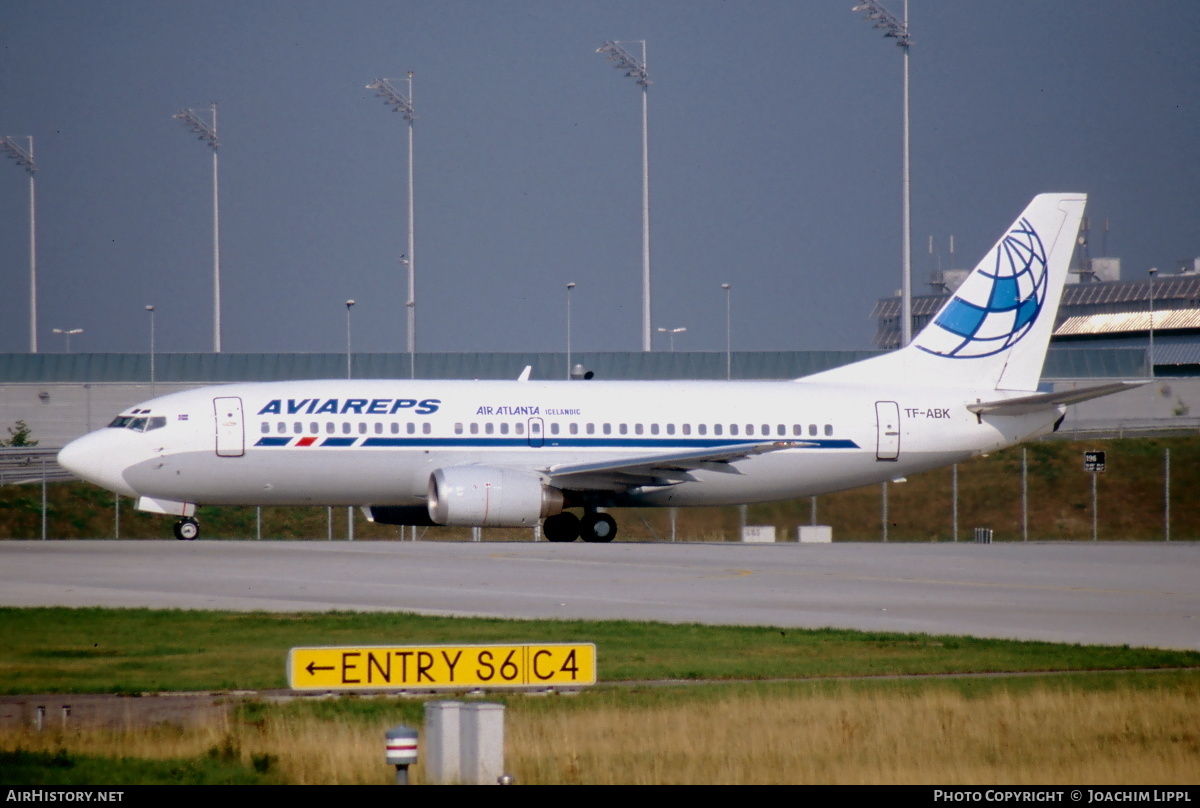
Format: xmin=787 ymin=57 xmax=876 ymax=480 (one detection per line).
xmin=1 ymin=136 xmax=38 ymax=353
xmin=853 ymin=0 xmax=912 ymax=348
xmin=366 ymin=74 xmax=417 ymax=373
xmin=597 ymin=40 xmax=652 ymax=352
xmin=172 ymin=103 xmax=222 ymax=353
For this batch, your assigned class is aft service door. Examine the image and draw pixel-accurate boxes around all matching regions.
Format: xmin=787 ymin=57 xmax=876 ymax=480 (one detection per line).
xmin=214 ymin=396 xmax=245 ymax=457
xmin=875 ymin=401 xmax=900 ymax=461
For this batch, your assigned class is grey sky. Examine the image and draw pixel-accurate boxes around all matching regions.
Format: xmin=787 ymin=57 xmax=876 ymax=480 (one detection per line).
xmin=2 ymin=1 xmax=1198 ymax=357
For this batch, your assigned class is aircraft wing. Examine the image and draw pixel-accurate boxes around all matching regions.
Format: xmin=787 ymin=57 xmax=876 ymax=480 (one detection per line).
xmin=967 ymin=381 xmax=1147 ymax=416
xmin=543 ymin=441 xmax=800 ymax=490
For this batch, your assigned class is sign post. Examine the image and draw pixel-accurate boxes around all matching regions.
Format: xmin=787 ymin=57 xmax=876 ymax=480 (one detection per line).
xmin=1084 ymin=451 xmax=1106 ymax=542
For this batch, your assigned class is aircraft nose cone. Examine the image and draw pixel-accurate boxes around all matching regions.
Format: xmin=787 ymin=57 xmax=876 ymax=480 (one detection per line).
xmin=58 ymin=431 xmax=139 ymax=497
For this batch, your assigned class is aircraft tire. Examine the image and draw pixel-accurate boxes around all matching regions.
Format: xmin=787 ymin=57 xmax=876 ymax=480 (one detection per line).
xmin=173 ymin=518 xmax=200 ymax=541
xmin=543 ymin=512 xmax=580 ymax=543
xmin=580 ymin=512 xmax=617 ymax=543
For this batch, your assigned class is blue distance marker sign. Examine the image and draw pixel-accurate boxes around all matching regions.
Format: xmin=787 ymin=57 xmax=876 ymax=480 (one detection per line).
xmin=288 ymin=643 xmax=596 ymax=690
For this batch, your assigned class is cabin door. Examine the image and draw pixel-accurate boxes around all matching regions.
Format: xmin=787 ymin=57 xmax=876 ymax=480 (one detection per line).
xmin=527 ymin=417 xmax=545 ymax=448
xmin=875 ymin=401 xmax=900 ymax=461
xmin=214 ymin=396 xmax=245 ymax=457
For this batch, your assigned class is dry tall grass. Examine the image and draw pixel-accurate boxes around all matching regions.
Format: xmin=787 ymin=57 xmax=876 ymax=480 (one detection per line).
xmin=509 ymin=688 xmax=1200 ymax=784
xmin=4 ymin=684 xmax=1198 ymax=784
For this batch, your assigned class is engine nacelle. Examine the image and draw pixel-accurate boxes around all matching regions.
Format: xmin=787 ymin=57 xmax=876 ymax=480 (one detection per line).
xmin=427 ymin=466 xmax=564 ymax=527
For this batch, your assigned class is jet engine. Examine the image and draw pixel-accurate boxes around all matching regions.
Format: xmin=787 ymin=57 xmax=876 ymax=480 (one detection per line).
xmin=427 ymin=466 xmax=565 ymax=527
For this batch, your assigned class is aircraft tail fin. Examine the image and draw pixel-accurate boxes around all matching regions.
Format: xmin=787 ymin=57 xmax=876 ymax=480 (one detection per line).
xmin=804 ymin=193 xmax=1086 ymax=392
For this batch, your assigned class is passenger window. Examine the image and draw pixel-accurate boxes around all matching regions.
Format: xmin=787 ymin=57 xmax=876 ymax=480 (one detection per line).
xmin=825 ymin=424 xmax=833 ymax=436
xmin=277 ymin=422 xmax=286 ymax=434
xmin=746 ymin=425 xmax=755 ymax=436
xmin=809 ymin=424 xmax=817 ymax=436
xmin=407 ymin=422 xmax=415 ymax=434
xmin=423 ymin=423 xmax=431 ymax=435
xmin=698 ymin=424 xmax=706 ymax=435
xmin=619 ymin=424 xmax=628 ymax=435
xmin=682 ymin=424 xmax=691 ymax=435
xmin=374 ymin=422 xmax=383 ymax=434
xmin=260 ymin=422 xmax=269 ymax=434
xmin=586 ymin=423 xmax=595 ymax=435
xmin=666 ymin=424 xmax=675 ymax=435
xmin=390 ymin=422 xmax=399 ymax=434
xmin=294 ymin=422 xmax=302 ymax=434
xmin=515 ymin=423 xmax=524 ymax=435
xmin=635 ymin=424 xmax=644 ymax=435
xmin=326 ymin=422 xmax=335 ymax=434
xmin=549 ymin=423 xmax=558 ymax=435
xmin=470 ymin=423 xmax=479 ymax=435
xmin=342 ymin=422 xmax=351 ymax=434
xmin=793 ymin=424 xmax=802 ymax=436
xmin=650 ymin=424 xmax=659 ymax=435
xmin=569 ymin=423 xmax=579 ymax=435
xmin=358 ymin=423 xmax=367 ymax=434
xmin=777 ymin=425 xmax=785 ymax=436
xmin=730 ymin=424 xmax=739 ymax=435
xmin=602 ymin=423 xmax=611 ymax=435
xmin=485 ymin=423 xmax=494 ymax=434
xmin=714 ymin=424 xmax=723 ymax=436
xmin=502 ymin=423 xmax=511 ymax=435
xmin=454 ymin=423 xmax=463 ymax=434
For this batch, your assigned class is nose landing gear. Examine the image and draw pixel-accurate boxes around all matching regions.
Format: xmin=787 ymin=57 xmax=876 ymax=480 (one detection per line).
xmin=173 ymin=517 xmax=200 ymax=541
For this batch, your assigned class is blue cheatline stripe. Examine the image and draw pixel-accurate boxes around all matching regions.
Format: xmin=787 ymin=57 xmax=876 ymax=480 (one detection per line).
xmin=252 ymin=436 xmax=860 ymax=450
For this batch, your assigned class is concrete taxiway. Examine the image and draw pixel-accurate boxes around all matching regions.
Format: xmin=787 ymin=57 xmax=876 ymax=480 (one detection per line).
xmin=1 ymin=540 xmax=1196 ymax=650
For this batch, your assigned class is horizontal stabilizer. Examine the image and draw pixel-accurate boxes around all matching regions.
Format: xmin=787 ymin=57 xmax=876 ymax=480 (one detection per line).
xmin=966 ymin=381 xmax=1147 ymax=416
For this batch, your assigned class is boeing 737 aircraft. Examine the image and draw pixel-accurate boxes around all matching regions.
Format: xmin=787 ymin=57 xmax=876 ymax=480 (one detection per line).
xmin=58 ymin=193 xmax=1137 ymax=542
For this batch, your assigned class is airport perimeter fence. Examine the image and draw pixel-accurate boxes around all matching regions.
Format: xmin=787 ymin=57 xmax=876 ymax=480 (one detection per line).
xmin=0 ymin=436 xmax=1194 ymax=542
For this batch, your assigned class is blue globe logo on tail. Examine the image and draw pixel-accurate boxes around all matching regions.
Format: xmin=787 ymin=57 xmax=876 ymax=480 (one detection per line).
xmin=916 ymin=216 xmax=1048 ymax=358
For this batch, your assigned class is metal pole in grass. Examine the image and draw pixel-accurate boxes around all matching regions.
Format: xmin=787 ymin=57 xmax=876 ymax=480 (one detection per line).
xmin=1022 ymin=448 xmax=1028 ymax=542
xmin=115 ymin=494 xmax=119 ymax=539
xmin=256 ymin=507 xmax=261 ymax=540
xmin=881 ymin=480 xmax=888 ymax=542
xmin=951 ymin=464 xmax=958 ymax=542
xmin=1091 ymin=470 xmax=1098 ymax=542
xmin=1165 ymin=447 xmax=1171 ymax=542
xmin=327 ymin=506 xmax=332 ymax=541
xmin=41 ymin=457 xmax=47 ymax=540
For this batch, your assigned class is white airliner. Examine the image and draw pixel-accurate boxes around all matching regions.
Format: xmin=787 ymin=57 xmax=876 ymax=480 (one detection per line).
xmin=59 ymin=193 xmax=1137 ymax=542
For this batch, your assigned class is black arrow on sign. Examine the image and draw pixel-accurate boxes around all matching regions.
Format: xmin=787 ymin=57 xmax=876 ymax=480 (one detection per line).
xmin=306 ymin=661 xmax=335 ymax=676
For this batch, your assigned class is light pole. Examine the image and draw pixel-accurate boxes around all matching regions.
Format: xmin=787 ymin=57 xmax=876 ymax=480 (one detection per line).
xmin=1148 ymin=267 xmax=1157 ymax=378
xmin=657 ymin=326 xmax=686 ymax=352
xmin=853 ymin=1 xmax=912 ymax=347
xmin=145 ymin=306 xmax=156 ymax=394
xmin=172 ymin=103 xmax=221 ymax=352
xmin=566 ymin=282 xmax=576 ymax=379
xmin=722 ymin=283 xmax=732 ymax=380
xmin=0 ymin=136 xmax=37 ymax=352
xmin=366 ymin=74 xmax=417 ymax=368
xmin=345 ymin=300 xmax=355 ymax=380
xmin=597 ymin=40 xmax=652 ymax=352
xmin=52 ymin=328 xmax=83 ymax=353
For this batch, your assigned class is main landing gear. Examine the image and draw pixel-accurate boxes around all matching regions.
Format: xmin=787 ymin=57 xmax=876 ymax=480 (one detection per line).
xmin=543 ymin=509 xmax=617 ymax=543
xmin=173 ymin=517 xmax=200 ymax=541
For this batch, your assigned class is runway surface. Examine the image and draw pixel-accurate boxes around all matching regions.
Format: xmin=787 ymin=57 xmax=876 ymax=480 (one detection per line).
xmin=2 ymin=540 xmax=1197 ymax=650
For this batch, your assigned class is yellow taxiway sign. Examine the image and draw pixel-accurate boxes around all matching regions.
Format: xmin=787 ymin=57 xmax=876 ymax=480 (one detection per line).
xmin=288 ymin=643 xmax=596 ymax=690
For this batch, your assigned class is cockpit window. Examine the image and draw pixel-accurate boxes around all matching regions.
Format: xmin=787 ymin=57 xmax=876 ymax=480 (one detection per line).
xmin=107 ymin=414 xmax=167 ymax=432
